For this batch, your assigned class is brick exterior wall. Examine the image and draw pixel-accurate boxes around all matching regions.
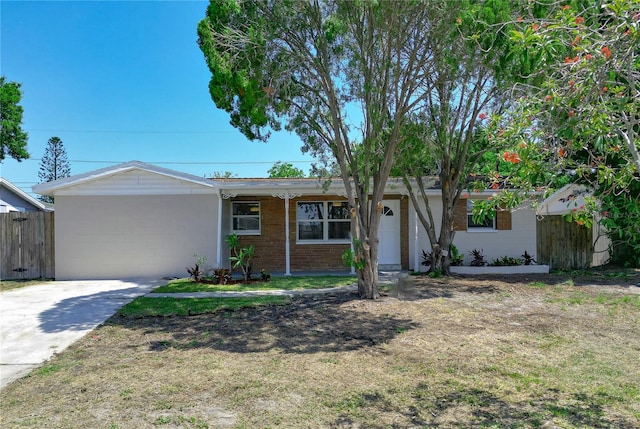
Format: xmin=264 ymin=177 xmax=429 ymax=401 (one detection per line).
xmin=231 ymin=194 xmax=409 ymax=272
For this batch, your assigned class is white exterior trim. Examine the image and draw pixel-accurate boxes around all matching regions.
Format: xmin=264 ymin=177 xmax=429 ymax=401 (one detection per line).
xmin=32 ymin=161 xmax=217 ymax=196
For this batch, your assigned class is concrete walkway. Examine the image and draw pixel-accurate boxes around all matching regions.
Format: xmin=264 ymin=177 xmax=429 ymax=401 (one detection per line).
xmin=0 ymin=279 xmax=161 ymax=390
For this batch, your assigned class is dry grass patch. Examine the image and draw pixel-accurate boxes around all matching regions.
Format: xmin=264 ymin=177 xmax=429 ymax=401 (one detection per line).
xmin=1 ymin=272 xmax=639 ymax=428
xmin=0 ymin=279 xmax=52 ymax=292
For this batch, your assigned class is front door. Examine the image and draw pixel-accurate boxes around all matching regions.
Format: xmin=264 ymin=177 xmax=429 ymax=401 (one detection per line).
xmin=378 ymin=200 xmax=401 ymax=268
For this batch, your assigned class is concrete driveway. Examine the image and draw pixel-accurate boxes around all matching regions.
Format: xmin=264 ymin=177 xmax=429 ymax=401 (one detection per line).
xmin=0 ymin=279 xmax=161 ymax=390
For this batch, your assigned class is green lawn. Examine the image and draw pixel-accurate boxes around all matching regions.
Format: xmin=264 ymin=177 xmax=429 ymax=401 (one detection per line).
xmin=118 ymin=275 xmax=355 ymax=317
xmin=151 ymin=275 xmax=356 ymax=293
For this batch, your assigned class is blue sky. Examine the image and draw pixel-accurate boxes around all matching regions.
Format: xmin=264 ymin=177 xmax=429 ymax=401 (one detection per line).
xmin=0 ymin=0 xmax=315 ymax=196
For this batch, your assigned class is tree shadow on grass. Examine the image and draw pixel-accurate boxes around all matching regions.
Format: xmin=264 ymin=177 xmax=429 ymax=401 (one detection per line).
xmin=329 ymin=385 xmax=639 ymax=428
xmin=110 ymin=292 xmax=421 ymax=355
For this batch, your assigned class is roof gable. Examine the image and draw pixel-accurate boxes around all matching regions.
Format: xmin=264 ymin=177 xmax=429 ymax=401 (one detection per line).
xmin=0 ymin=178 xmax=48 ymax=211
xmin=32 ymin=161 xmax=217 ymax=196
xmin=536 ymin=184 xmax=591 ymax=216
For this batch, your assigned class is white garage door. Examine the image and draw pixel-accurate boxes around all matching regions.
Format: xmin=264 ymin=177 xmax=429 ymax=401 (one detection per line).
xmin=55 ymin=195 xmax=217 ymax=280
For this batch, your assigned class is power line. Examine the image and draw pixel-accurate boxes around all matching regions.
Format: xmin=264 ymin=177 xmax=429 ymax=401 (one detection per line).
xmin=17 ymin=158 xmax=316 ymax=165
xmin=29 ymin=128 xmax=238 ymax=135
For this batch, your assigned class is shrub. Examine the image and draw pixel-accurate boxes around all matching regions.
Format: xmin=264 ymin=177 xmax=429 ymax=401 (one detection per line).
xmin=469 ymin=249 xmax=487 ymax=267
xmin=186 ymin=254 xmax=207 ymax=282
xmin=212 ymin=268 xmax=232 ymax=284
xmin=521 ymin=251 xmax=537 ymax=265
xmin=225 ymin=233 xmax=254 ymax=282
xmin=489 ymin=256 xmax=522 ymax=266
xmin=449 ymin=245 xmax=464 ymax=266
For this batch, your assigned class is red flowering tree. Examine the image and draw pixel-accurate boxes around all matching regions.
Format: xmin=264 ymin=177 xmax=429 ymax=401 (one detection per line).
xmin=486 ymin=0 xmax=640 ymax=266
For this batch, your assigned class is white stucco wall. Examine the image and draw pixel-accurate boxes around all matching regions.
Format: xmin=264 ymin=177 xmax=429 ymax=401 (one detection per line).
xmin=409 ymin=196 xmax=538 ymax=271
xmin=55 ymin=194 xmax=218 ymax=280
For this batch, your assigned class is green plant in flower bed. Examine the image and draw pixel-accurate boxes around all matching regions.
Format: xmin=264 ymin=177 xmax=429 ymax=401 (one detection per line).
xmin=489 ymin=256 xmax=522 ymax=267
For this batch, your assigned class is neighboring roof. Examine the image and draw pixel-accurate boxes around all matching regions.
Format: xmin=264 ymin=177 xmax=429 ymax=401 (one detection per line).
xmin=32 ymin=160 xmax=217 ymax=196
xmin=0 ymin=177 xmax=50 ymax=211
xmin=536 ymin=184 xmax=592 ymax=216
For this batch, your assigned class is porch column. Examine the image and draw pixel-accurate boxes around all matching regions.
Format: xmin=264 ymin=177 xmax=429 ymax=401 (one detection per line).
xmin=273 ymin=192 xmax=301 ymax=276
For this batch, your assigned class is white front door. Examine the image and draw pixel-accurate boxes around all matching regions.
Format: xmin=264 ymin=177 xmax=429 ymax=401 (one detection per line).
xmin=378 ymin=200 xmax=401 ymax=268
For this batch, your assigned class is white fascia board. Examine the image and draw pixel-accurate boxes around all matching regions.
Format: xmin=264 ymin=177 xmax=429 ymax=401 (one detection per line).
xmin=33 ymin=161 xmax=217 ymax=196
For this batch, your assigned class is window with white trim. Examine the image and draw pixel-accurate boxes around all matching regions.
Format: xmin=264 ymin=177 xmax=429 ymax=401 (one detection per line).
xmin=297 ymin=201 xmax=351 ymax=242
xmin=232 ymin=202 xmax=260 ymax=235
xmin=467 ymin=200 xmax=495 ymax=229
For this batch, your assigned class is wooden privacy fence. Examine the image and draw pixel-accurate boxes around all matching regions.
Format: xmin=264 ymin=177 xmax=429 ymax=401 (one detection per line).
xmin=1 ymin=211 xmax=54 ymax=280
xmin=536 ymin=215 xmax=592 ymax=270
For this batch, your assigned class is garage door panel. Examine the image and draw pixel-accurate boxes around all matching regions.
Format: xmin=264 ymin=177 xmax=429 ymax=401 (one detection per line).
xmin=55 ymin=195 xmax=217 ymax=280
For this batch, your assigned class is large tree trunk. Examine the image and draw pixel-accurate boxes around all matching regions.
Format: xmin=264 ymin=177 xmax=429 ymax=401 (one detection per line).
xmin=430 ymin=234 xmax=452 ymax=275
xmin=433 ymin=195 xmax=455 ymax=275
xmin=358 ymin=257 xmax=380 ymax=299
xmin=350 ymin=200 xmax=381 ymax=299
xmin=405 ymin=176 xmax=454 ymax=275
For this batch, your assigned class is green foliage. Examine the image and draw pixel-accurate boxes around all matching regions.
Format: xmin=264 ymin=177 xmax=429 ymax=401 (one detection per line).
xmin=212 ymin=267 xmax=231 ymax=285
xmin=225 ymin=233 xmax=254 ymax=282
xmin=428 ymin=269 xmax=443 ymax=279
xmin=38 ymin=136 xmax=71 ymax=203
xmin=207 ymin=171 xmax=237 ymax=179
xmin=489 ymin=256 xmax=522 ymax=266
xmin=489 ymin=0 xmax=640 ymax=266
xmin=395 ymin=0 xmax=521 ymax=274
xmin=186 ymin=254 xmax=207 ymax=283
xmin=0 ymin=76 xmax=29 ymax=162
xmin=198 ymin=0 xmax=454 ymax=297
xmin=267 ymin=161 xmax=305 ymax=178
xmin=449 ymin=245 xmax=465 ymax=267
xmin=342 ymin=243 xmax=365 ymax=271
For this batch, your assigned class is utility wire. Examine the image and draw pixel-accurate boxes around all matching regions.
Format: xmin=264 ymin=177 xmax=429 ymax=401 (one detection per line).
xmin=29 ymin=128 xmax=238 ymax=134
xmin=14 ymin=158 xmax=315 ymax=165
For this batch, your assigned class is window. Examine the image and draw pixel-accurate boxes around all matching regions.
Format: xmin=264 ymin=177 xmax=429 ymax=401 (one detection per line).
xmin=467 ymin=200 xmax=495 ymax=230
xmin=297 ymin=201 xmax=351 ymax=242
xmin=232 ymin=202 xmax=260 ymax=234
